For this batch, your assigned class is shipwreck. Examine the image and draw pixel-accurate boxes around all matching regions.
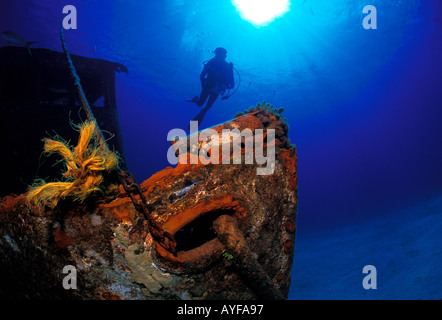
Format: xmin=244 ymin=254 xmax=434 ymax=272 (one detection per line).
xmin=0 ymin=44 xmax=298 ymax=300
xmin=0 ymin=46 xmax=127 ymax=197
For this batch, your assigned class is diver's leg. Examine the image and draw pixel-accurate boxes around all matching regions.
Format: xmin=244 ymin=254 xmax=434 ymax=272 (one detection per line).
xmin=188 ymin=94 xmax=218 ymax=129
xmin=205 ymin=93 xmax=219 ymax=109
xmin=189 ymin=105 xmax=210 ymax=128
xmin=196 ymin=87 xmax=210 ymax=107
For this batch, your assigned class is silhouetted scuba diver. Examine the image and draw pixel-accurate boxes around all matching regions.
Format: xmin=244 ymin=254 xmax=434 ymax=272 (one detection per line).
xmin=188 ymin=47 xmax=235 ymax=128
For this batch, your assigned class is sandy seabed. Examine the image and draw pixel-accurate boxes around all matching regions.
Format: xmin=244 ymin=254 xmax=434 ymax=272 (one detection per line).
xmin=289 ymin=196 xmax=442 ymax=300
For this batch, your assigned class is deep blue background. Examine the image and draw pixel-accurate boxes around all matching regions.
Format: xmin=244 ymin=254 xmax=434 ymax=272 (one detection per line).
xmin=1 ymin=0 xmax=441 ymax=299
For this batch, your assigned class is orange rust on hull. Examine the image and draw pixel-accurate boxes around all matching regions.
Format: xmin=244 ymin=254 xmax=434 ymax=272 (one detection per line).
xmin=99 ymin=196 xmax=136 ymax=223
xmin=280 ymin=148 xmax=298 ymax=191
xmin=155 ymin=195 xmax=246 ymax=269
xmin=1 ymin=194 xmax=28 ymax=212
xmin=162 ymin=195 xmax=243 ymax=235
xmin=155 ymin=238 xmax=224 ymax=270
xmin=140 ymin=162 xmax=205 ymax=195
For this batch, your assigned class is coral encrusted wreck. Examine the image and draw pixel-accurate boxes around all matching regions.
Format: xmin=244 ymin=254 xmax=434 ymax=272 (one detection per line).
xmin=0 ymin=103 xmax=298 ymax=300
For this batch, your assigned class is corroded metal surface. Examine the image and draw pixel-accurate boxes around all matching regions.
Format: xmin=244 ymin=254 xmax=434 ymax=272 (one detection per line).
xmin=0 ymin=104 xmax=298 ymax=300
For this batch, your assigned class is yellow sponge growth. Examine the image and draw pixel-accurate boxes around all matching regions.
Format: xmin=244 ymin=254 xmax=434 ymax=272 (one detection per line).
xmin=27 ymin=120 xmax=120 ymax=210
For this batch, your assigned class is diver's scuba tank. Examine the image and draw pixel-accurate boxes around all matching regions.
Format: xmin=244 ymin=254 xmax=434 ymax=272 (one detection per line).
xmin=222 ymin=66 xmax=241 ymax=100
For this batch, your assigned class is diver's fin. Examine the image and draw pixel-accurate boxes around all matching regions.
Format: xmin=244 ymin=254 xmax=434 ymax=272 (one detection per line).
xmin=187 ymin=106 xmax=211 ymax=130
xmin=186 ymin=96 xmax=199 ymax=103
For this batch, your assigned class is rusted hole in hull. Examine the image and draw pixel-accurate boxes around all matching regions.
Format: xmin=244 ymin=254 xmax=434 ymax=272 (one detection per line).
xmin=175 ymin=209 xmax=233 ymax=252
xmin=155 ymin=196 xmax=244 ymax=270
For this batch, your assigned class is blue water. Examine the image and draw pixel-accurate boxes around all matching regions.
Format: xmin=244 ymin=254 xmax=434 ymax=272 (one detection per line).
xmin=1 ymin=1 xmax=441 ymax=299
xmin=290 ymin=196 xmax=442 ymax=299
